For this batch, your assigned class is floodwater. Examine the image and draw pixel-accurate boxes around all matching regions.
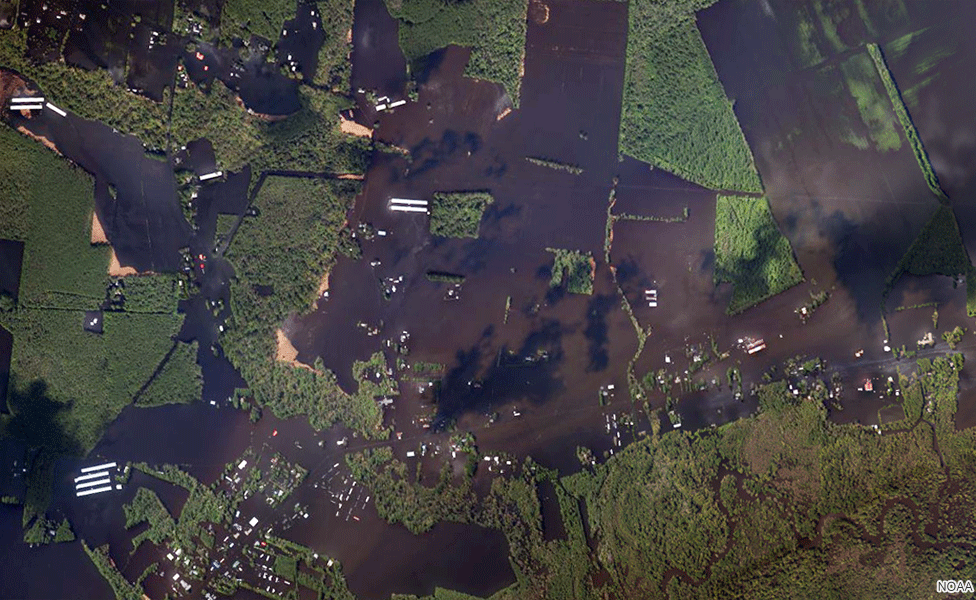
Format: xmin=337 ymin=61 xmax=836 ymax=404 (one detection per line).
xmin=0 ymin=240 xmax=21 ymax=403
xmin=0 ymin=500 xmax=113 ymax=600
xmin=4 ymin=0 xmax=976 ymax=598
xmin=351 ymin=0 xmax=407 ymax=97
xmin=3 ymin=96 xmax=192 ymax=272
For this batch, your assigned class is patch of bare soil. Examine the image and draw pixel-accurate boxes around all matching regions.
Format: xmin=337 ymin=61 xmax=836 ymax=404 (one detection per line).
xmin=91 ymin=211 xmax=109 ymax=245
xmin=0 ymin=70 xmax=28 ymax=106
xmin=108 ymin=249 xmax=140 ymax=276
xmin=276 ymin=328 xmax=300 ymax=362
xmin=340 ymin=114 xmax=373 ymax=138
xmin=16 ymin=126 xmax=60 ymax=154
xmin=275 ymin=328 xmax=320 ymax=373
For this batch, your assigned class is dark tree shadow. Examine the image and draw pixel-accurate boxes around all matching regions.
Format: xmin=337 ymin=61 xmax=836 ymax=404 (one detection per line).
xmin=4 ymin=375 xmax=82 ymax=456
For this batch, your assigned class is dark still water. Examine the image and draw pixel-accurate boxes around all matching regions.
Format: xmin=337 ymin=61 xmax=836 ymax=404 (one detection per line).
xmin=0 ymin=502 xmax=113 ymax=600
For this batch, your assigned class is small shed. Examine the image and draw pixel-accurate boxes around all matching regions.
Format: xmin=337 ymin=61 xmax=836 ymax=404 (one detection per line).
xmin=83 ymin=311 xmax=103 ymax=334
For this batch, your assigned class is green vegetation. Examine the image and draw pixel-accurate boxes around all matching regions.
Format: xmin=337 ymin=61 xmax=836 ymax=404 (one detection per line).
xmin=429 ymin=192 xmax=494 ymax=239
xmin=425 ymin=271 xmax=465 ymax=284
xmin=714 ymin=195 xmax=803 ymax=314
xmin=313 ymin=0 xmax=356 ymax=91
xmin=885 ymin=205 xmax=971 ymax=308
xmin=618 ymin=4 xmax=762 ymax=192
xmin=355 ymin=356 xmax=976 ymax=599
xmin=223 ymin=176 xmax=386 ymax=437
xmin=216 ymin=214 xmax=238 ymax=238
xmin=943 ymin=326 xmax=965 ymax=350
xmin=1 ymin=311 xmax=185 ymax=453
xmin=82 ymin=541 xmax=143 ymax=600
xmin=0 ymin=18 xmax=367 ymax=173
xmin=348 ymin=450 xmax=595 ymax=599
xmin=546 ymin=248 xmax=595 ymax=295
xmin=615 ymin=206 xmax=689 ymax=224
xmin=24 ymin=515 xmax=74 ymax=545
xmin=867 ymin=43 xmax=947 ymax=200
xmin=524 ymin=157 xmax=583 ymax=175
xmin=839 ymin=52 xmax=902 ymax=153
xmin=0 ymin=126 xmax=108 ymax=309
xmin=385 ymin=0 xmax=529 ymax=105
xmin=0 ymin=116 xmax=199 ymax=542
xmin=0 ymin=29 xmax=170 ymax=151
xmin=124 ymin=487 xmax=177 ymax=550
xmin=132 ymin=463 xmax=235 ymax=552
xmin=261 ymin=535 xmax=356 ymax=600
xmin=135 ymin=341 xmax=203 ymax=407
xmin=21 ymin=451 xmax=56 ymax=527
xmin=393 ymin=589 xmax=492 ymax=600
xmin=115 ymin=275 xmax=183 ymax=314
xmin=53 ymin=518 xmax=75 ymax=543
xmin=968 ymin=266 xmax=976 ymax=318
xmin=411 ymin=361 xmax=444 ymax=375
xmin=219 ymin=0 xmax=296 ymax=44
xmin=170 ymin=82 xmax=370 ymax=174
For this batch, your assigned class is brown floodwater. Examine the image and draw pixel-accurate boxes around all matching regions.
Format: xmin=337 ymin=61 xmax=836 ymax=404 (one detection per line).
xmin=5 ymin=0 xmax=976 ymax=598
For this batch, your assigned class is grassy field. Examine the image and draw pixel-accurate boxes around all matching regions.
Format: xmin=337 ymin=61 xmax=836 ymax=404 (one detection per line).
xmin=429 ymin=192 xmax=494 ymax=238
xmin=867 ymin=42 xmax=948 ymax=200
xmin=618 ymin=2 xmax=762 ymax=193
xmin=385 ymin=0 xmax=528 ymax=106
xmin=0 ymin=127 xmax=109 ymax=310
xmin=0 ymin=310 xmax=185 ymax=454
xmin=222 ymin=176 xmax=386 ymax=437
xmin=714 ymin=195 xmax=803 ymax=314
xmin=839 ymin=51 xmax=902 ymax=153
xmin=547 ymin=248 xmax=595 ymax=295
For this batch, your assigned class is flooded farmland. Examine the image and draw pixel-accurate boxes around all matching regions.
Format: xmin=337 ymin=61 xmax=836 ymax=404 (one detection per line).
xmin=3 ymin=0 xmax=976 ymax=598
